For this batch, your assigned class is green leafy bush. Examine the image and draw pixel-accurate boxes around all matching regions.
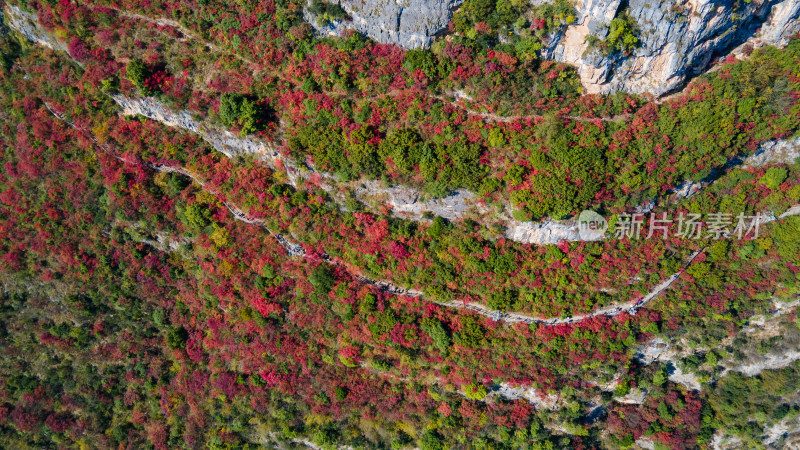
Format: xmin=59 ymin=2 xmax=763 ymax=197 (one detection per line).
xmin=126 ymin=58 xmax=151 ymax=94
xmin=309 ymin=265 xmax=336 ymax=294
xmin=166 ymin=326 xmax=189 ymax=349
xmin=420 ymin=318 xmax=451 ymax=352
xmin=308 ymin=0 xmax=348 ymax=26
xmin=588 ymin=10 xmax=640 ymax=56
xmin=218 ymin=92 xmax=268 ymax=134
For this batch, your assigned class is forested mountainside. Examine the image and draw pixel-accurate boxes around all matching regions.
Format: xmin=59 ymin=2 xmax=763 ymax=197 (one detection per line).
xmin=1 ymin=0 xmax=800 ymax=448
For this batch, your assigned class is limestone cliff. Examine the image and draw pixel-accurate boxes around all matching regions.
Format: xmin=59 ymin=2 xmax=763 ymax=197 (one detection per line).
xmin=306 ymin=0 xmax=800 ymax=96
xmin=543 ymin=0 xmax=800 ymax=95
xmin=305 ymin=0 xmax=463 ymax=48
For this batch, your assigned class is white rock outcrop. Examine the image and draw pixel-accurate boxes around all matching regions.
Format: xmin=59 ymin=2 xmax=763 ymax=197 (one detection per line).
xmin=110 ymin=95 xmax=272 ymax=159
xmin=4 ymin=4 xmax=69 ymax=54
xmin=305 ymin=0 xmax=463 ymax=48
xmin=742 ymin=135 xmax=800 ymax=168
xmin=545 ymin=0 xmax=800 ymax=96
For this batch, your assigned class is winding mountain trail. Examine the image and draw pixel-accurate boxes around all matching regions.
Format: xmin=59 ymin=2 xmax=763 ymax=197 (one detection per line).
xmin=99 ymin=6 xmax=263 ymax=72
xmin=434 ymin=249 xmax=704 ymax=325
xmin=433 ymin=87 xmax=690 ymax=125
xmin=145 ymin=163 xmax=709 ymax=326
xmin=432 ymin=94 xmax=636 ymax=124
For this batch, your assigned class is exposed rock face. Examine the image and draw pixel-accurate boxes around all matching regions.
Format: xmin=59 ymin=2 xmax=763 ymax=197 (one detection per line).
xmin=494 ymin=384 xmax=561 ymax=409
xmin=753 ymin=0 xmax=800 ymax=47
xmin=110 ymin=94 xmax=272 ymax=159
xmin=351 ymin=180 xmax=490 ymax=221
xmin=305 ymin=0 xmax=462 ymax=48
xmin=577 ymin=0 xmax=623 ymax=36
xmin=544 ymin=0 xmax=800 ymax=96
xmin=743 ymin=135 xmax=800 ymax=168
xmin=305 ymin=0 xmax=799 ymax=94
xmin=505 ymin=220 xmax=583 ymax=244
xmin=3 ymin=4 xmax=69 ymax=54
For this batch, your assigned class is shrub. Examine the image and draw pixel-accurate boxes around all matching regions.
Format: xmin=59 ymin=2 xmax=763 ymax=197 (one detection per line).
xmin=419 ymin=430 xmax=445 ymax=450
xmin=772 ymin=215 xmax=800 ymax=259
xmin=600 ymin=11 xmax=640 ymax=55
xmin=420 ymin=318 xmax=451 ymax=353
xmin=403 ymin=49 xmax=438 ymax=78
xmin=126 ymin=59 xmax=150 ymax=94
xmin=309 ymin=265 xmax=335 ymax=294
xmin=759 ymin=167 xmax=788 ymax=189
xmin=218 ymin=92 xmax=268 ymax=134
xmin=309 ymin=0 xmax=348 ymax=26
xmin=427 ymin=216 xmax=447 ymax=238
xmin=487 ymin=288 xmax=517 ymax=310
xmin=463 ymin=383 xmax=488 ymax=400
xmin=166 ymin=326 xmax=188 ymax=349
xmin=180 ymin=202 xmax=211 ymax=231
xmin=454 ymin=316 xmax=486 ymax=348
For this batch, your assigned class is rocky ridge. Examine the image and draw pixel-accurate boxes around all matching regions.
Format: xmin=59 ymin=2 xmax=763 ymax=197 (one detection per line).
xmin=545 ymin=0 xmax=800 ymax=96
xmin=743 ymin=135 xmax=800 ymax=168
xmin=2 ymin=4 xmax=69 ymax=54
xmin=110 ymin=94 xmax=495 ymax=226
xmin=304 ymin=0 xmax=463 ymax=48
xmin=95 ymin=93 xmax=800 ymax=246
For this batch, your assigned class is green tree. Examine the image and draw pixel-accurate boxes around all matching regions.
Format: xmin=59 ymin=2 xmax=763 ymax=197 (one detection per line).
xmin=427 ymin=216 xmax=447 ymax=238
xmin=180 ymin=202 xmax=211 ymax=231
xmin=126 ymin=59 xmax=150 ymax=94
xmin=346 ymin=127 xmax=383 ymax=177
xmin=166 ymin=326 xmax=189 ymax=349
xmin=403 ymin=49 xmax=438 ymax=78
xmin=652 ymin=367 xmax=667 ymax=386
xmin=759 ymin=167 xmax=788 ymax=189
xmin=454 ymin=316 xmax=486 ymax=348
xmin=420 ymin=318 xmax=451 ymax=353
xmin=772 ymin=215 xmax=800 ymax=259
xmin=219 ymin=92 xmax=243 ymax=128
xmin=487 ymin=288 xmax=517 ymax=310
xmin=589 ymin=10 xmax=639 ymax=56
xmin=312 ymin=426 xmax=339 ymax=448
xmin=463 ymin=383 xmax=488 ymax=400
xmin=309 ymin=265 xmax=335 ymax=294
xmin=378 ymin=128 xmax=423 ymax=175
xmin=419 ymin=430 xmax=445 ymax=450
xmin=218 ymin=92 xmax=267 ymax=134
xmin=605 ymin=12 xmax=639 ymax=54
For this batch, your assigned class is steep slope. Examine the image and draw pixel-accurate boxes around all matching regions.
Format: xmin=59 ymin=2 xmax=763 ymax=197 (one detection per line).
xmin=306 ymin=0 xmax=800 ymax=96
